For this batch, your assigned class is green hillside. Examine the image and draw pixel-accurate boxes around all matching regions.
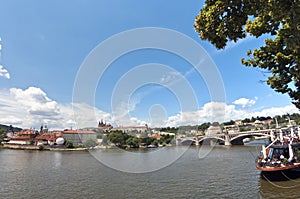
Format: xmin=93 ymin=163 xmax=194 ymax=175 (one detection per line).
xmin=0 ymin=124 xmax=22 ymax=133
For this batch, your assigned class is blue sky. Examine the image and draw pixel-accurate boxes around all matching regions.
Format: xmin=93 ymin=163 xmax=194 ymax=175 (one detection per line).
xmin=0 ymin=0 xmax=298 ymax=129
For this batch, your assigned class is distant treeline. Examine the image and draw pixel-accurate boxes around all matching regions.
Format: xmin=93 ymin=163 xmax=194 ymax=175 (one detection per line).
xmin=159 ymin=113 xmax=300 ymax=133
xmin=0 ymin=124 xmax=22 ymax=133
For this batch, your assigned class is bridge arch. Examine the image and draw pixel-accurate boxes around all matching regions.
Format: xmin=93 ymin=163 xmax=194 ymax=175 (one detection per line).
xmin=229 ymin=132 xmax=270 ymax=145
xmin=198 ymin=136 xmax=225 ymax=145
xmin=230 ymin=132 xmax=270 ymax=142
xmin=180 ymin=139 xmax=196 ymax=145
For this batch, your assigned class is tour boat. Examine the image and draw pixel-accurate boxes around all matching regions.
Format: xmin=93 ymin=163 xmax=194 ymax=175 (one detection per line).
xmin=256 ymin=127 xmax=300 ymax=172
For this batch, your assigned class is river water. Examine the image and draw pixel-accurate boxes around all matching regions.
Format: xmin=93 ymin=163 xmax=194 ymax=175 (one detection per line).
xmin=0 ymin=145 xmax=300 ymax=198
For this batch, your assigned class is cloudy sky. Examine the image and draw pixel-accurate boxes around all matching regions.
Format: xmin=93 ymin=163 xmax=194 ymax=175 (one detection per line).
xmin=0 ymin=0 xmax=299 ymax=129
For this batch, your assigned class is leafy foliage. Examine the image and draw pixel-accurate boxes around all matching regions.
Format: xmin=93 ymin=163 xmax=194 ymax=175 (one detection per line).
xmin=198 ymin=122 xmax=211 ymax=131
xmin=126 ymin=137 xmax=139 ymax=148
xmin=223 ymin=120 xmax=235 ymax=126
xmin=38 ymin=145 xmax=45 ymax=151
xmin=108 ymin=130 xmax=130 ymax=147
xmin=195 ymin=0 xmax=300 ymax=108
xmin=160 ymin=127 xmax=178 ymax=134
xmin=66 ymin=141 xmax=74 ymax=148
xmin=0 ymin=124 xmax=22 ymax=143
xmin=0 ymin=129 xmax=4 ymax=143
xmin=84 ymin=138 xmax=97 ymax=148
xmin=102 ymin=134 xmax=108 ymax=146
xmin=0 ymin=124 xmax=22 ymax=133
xmin=159 ymin=134 xmax=174 ymax=145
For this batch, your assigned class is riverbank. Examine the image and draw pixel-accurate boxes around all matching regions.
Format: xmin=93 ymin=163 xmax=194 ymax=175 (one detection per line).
xmin=0 ymin=145 xmax=287 ymax=198
xmin=0 ymin=143 xmax=175 ymax=151
xmin=1 ymin=144 xmax=89 ymax=151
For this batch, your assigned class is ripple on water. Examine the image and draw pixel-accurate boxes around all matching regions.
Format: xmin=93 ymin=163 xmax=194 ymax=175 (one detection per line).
xmin=1 ymin=147 xmax=300 ymax=198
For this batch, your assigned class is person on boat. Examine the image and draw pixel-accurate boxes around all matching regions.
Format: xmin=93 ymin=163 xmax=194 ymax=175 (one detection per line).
xmin=280 ymin=154 xmax=284 ymax=162
xmin=261 ymin=159 xmax=267 ymax=166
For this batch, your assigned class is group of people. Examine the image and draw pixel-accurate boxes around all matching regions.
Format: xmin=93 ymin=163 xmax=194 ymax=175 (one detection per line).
xmin=259 ymin=127 xmax=300 ymax=167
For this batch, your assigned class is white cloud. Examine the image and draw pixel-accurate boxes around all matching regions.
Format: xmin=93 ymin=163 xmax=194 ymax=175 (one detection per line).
xmin=0 ymin=65 xmax=10 ymax=79
xmin=71 ymin=102 xmax=114 ymax=129
xmin=159 ymin=71 xmax=180 ymax=84
xmin=0 ymin=86 xmax=146 ymax=129
xmin=233 ymin=97 xmax=257 ymax=108
xmin=10 ymin=87 xmax=60 ymax=116
xmin=164 ymin=102 xmax=299 ymax=127
xmin=0 ymin=87 xmax=64 ymax=128
xmin=0 ymin=86 xmax=299 ymax=129
xmin=164 ymin=102 xmax=241 ymax=127
xmin=247 ymin=105 xmax=299 ymax=118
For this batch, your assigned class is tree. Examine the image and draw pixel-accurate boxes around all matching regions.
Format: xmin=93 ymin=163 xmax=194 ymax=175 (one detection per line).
xmin=195 ymin=0 xmax=300 ymax=108
xmin=198 ymin=122 xmax=211 ymax=131
xmin=102 ymin=134 xmax=108 ymax=146
xmin=126 ymin=137 xmax=139 ymax=148
xmin=66 ymin=141 xmax=74 ymax=148
xmin=84 ymin=138 xmax=97 ymax=148
xmin=160 ymin=134 xmax=174 ymax=145
xmin=242 ymin=118 xmax=251 ymax=123
xmin=223 ymin=120 xmax=235 ymax=126
xmin=0 ymin=129 xmax=5 ymax=143
xmin=108 ymin=131 xmax=129 ymax=147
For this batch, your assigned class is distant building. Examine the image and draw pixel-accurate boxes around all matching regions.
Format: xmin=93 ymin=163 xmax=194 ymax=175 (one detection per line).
xmin=112 ymin=124 xmax=149 ymax=134
xmin=8 ymin=129 xmax=37 ymax=145
xmin=8 ymin=137 xmax=31 ymax=145
xmin=254 ymin=120 xmax=263 ymax=125
xmin=62 ymin=130 xmax=97 ymax=146
xmin=98 ymin=120 xmax=113 ymax=132
xmin=206 ymin=126 xmax=222 ymax=136
xmin=262 ymin=119 xmax=273 ymax=126
xmin=223 ymin=125 xmax=240 ymax=134
xmin=34 ymin=131 xmax=62 ymax=146
xmin=150 ymin=133 xmax=162 ymax=140
xmin=16 ymin=129 xmax=36 ymax=138
xmin=159 ymin=132 xmax=176 ymax=136
xmin=234 ymin=120 xmax=243 ymax=125
xmin=190 ymin=129 xmax=203 ymax=135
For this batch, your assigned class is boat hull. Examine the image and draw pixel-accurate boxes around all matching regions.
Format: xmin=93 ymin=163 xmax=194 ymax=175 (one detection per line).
xmin=260 ymin=167 xmax=300 ymax=181
xmin=256 ymin=162 xmax=300 ymax=172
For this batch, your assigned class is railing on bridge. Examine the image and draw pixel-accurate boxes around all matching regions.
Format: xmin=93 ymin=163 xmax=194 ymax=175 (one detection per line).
xmin=177 ymin=128 xmax=296 ymax=146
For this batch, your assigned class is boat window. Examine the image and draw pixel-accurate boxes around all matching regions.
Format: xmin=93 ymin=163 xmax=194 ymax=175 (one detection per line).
xmin=268 ymin=148 xmax=273 ymax=159
xmin=272 ymin=148 xmax=285 ymax=159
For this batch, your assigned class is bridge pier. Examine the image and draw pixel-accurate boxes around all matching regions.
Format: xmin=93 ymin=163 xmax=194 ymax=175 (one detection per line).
xmin=224 ymin=135 xmax=231 ymax=146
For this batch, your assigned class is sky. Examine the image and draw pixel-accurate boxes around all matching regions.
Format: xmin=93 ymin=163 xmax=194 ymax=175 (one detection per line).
xmin=0 ymin=0 xmax=299 ymax=130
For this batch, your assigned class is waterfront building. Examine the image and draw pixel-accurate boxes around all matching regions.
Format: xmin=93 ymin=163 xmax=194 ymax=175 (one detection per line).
xmin=223 ymin=125 xmax=240 ymax=134
xmin=34 ymin=131 xmax=62 ymax=146
xmin=8 ymin=137 xmax=32 ymax=145
xmin=98 ymin=119 xmax=113 ymax=132
xmin=189 ymin=129 xmax=203 ymax=135
xmin=7 ymin=129 xmax=36 ymax=145
xmin=62 ymin=130 xmax=97 ymax=146
xmin=234 ymin=119 xmax=243 ymax=125
xmin=159 ymin=132 xmax=176 ymax=136
xmin=112 ymin=124 xmax=149 ymax=134
xmin=150 ymin=133 xmax=162 ymax=140
xmin=205 ymin=125 xmax=222 ymax=136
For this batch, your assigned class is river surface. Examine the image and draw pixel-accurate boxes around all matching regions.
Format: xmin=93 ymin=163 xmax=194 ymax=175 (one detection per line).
xmin=1 ymin=145 xmax=300 ymax=198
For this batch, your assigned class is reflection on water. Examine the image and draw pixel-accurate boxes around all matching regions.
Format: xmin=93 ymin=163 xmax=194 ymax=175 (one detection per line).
xmin=53 ymin=152 xmax=62 ymax=169
xmin=89 ymin=146 xmax=190 ymax=173
xmin=259 ymin=173 xmax=300 ymax=199
xmin=0 ymin=146 xmax=300 ymax=198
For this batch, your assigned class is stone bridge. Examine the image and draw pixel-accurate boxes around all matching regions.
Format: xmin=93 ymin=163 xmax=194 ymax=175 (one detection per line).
xmin=177 ymin=129 xmax=275 ymax=146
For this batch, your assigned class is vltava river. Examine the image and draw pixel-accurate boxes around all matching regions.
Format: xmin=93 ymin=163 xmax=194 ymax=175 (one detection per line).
xmin=0 ymin=146 xmax=300 ymax=198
